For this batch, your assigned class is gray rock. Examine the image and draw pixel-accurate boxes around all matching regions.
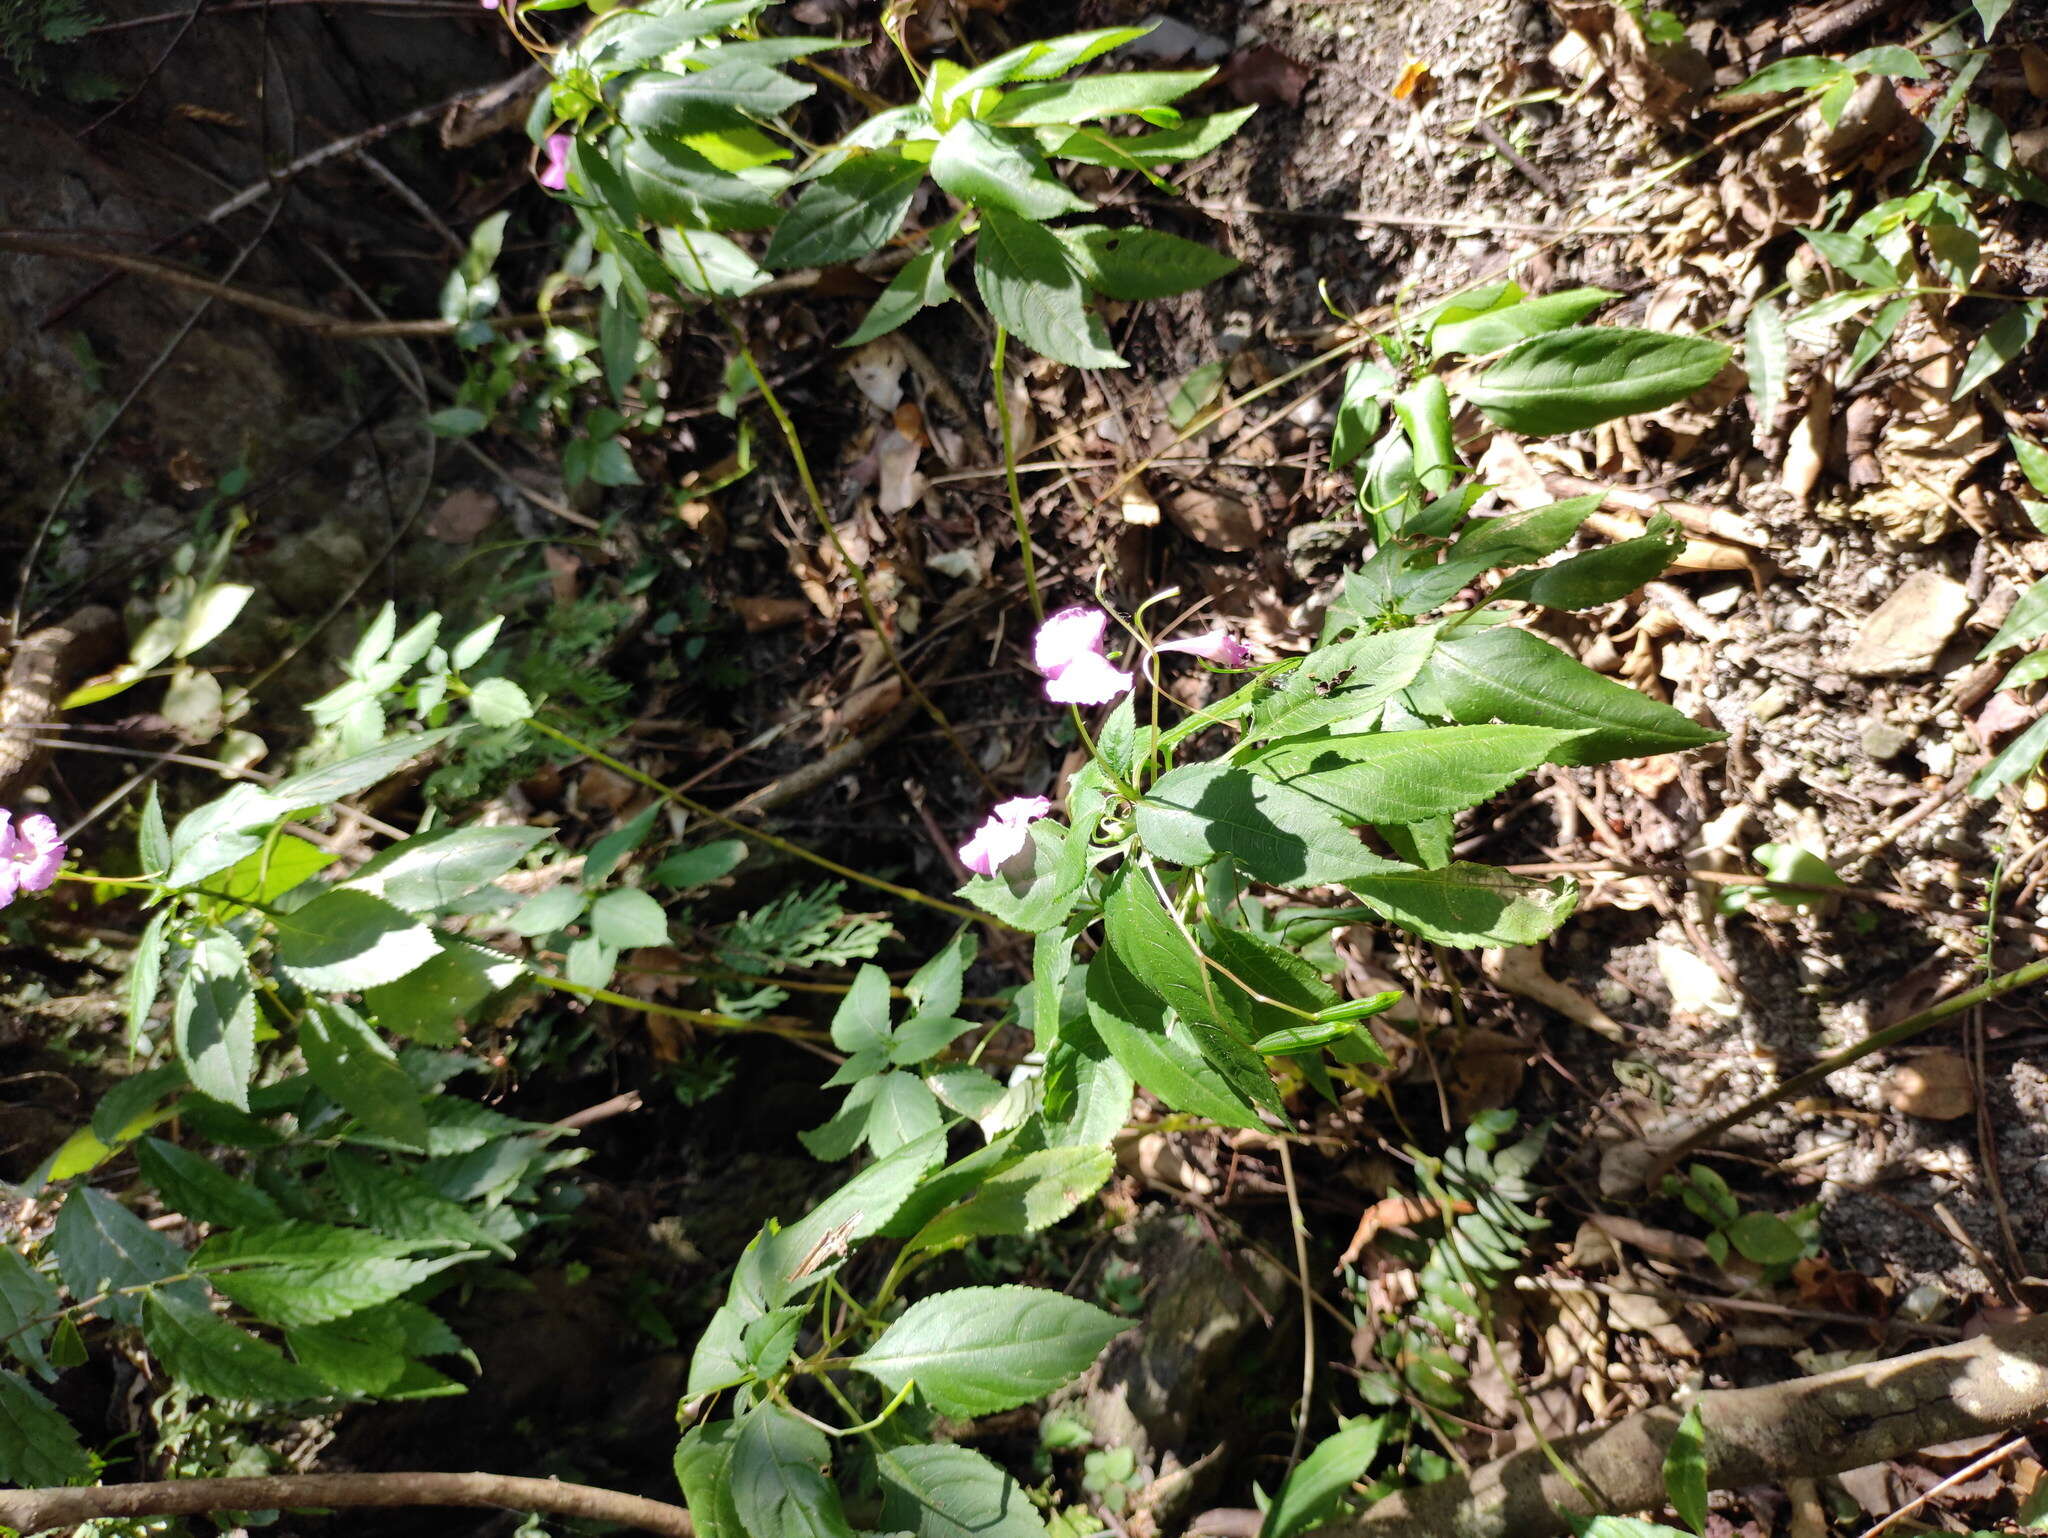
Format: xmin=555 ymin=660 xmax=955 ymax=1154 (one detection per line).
xmin=1860 ymin=722 xmax=1915 ymax=761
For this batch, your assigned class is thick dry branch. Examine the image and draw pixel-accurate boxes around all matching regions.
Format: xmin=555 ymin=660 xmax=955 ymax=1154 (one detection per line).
xmin=1333 ymin=1313 xmax=2048 ymax=1538
xmin=0 ymin=1471 xmax=694 ymax=1537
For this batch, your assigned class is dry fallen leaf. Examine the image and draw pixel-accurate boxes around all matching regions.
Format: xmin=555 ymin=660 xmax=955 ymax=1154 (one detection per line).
xmin=1882 ymin=1051 xmax=1975 ymax=1120
xmin=428 ymin=488 xmax=500 ymax=544
xmin=1391 ymin=58 xmax=1431 ymax=102
xmin=732 ymin=596 xmax=810 ymax=632
xmin=1481 ymin=947 xmax=1624 ymax=1041
xmin=1164 ymin=486 xmax=1264 ymax=551
xmin=1336 ymin=1193 xmax=1476 ymax=1272
xmin=1219 ymin=44 xmax=1313 ymax=108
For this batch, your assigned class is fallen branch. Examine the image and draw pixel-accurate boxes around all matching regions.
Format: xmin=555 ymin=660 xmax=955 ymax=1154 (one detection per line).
xmin=1331 ymin=1313 xmax=2048 ymax=1538
xmin=0 ymin=1471 xmax=693 ymax=1537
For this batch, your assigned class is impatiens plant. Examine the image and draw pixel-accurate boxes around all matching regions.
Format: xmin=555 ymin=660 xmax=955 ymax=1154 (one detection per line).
xmin=0 ymin=809 xmax=66 ymax=906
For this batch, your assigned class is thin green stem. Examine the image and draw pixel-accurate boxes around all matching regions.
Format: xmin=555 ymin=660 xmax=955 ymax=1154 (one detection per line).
xmin=513 ymin=706 xmax=1005 ymax=929
xmin=991 ymin=327 xmax=1043 ymax=623
xmin=527 ymin=970 xmax=825 ymax=1041
xmin=1655 ymin=954 xmax=2048 ymax=1174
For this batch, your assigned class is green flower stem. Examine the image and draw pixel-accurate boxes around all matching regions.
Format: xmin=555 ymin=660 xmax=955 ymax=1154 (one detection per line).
xmin=528 ymin=968 xmax=826 ymax=1041
xmin=1655 ymin=953 xmax=2048 ymax=1175
xmin=991 ymin=327 xmax=1043 ymax=623
xmin=508 ymin=704 xmax=1007 ymax=930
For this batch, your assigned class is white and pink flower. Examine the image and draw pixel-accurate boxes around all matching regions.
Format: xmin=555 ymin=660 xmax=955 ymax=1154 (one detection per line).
xmin=958 ymin=795 xmax=1050 ymax=878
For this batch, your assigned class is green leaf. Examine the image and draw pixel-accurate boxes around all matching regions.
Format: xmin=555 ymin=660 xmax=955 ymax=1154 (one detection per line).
xmin=1245 ymin=628 xmax=1438 ymax=743
xmin=201 ymin=1223 xmax=469 ymax=1329
xmin=344 ymin=826 xmax=548 ymax=913
xmin=881 ymin=1444 xmax=1050 ymax=1538
xmin=0 ymin=1248 xmax=61 ymax=1380
xmin=661 ymin=228 xmax=772 ymax=298
xmin=588 ymin=887 xmax=671 ymax=948
xmin=1663 ymin=1402 xmax=1709 ymax=1534
xmin=1430 ymin=287 xmax=1616 ymax=357
xmin=1955 ymin=303 xmax=2043 ymax=399
xmin=1329 ymin=360 xmax=1395 ymax=472
xmin=1084 ymin=946 xmax=1264 ymax=1129
xmin=731 ymin=1404 xmax=856 ymax=1538
xmin=743 ymin=1127 xmax=950 ymax=1305
xmin=1727 ymin=1211 xmax=1806 ymax=1266
xmin=844 ymin=229 xmax=959 ymax=347
xmin=507 ymin=884 xmax=587 ymax=938
xmin=364 ymin=939 xmax=519 ymax=1044
xmin=960 ymin=820 xmax=1092 ymax=933
xmin=143 ymin=1289 xmax=331 ymax=1403
xmin=51 ymin=1187 xmax=206 ymax=1328
xmin=1136 ymin=761 xmax=1397 ymax=887
xmin=1577 ymin=1522 xmax=1700 ymax=1538
xmin=1489 ymin=514 xmax=1685 ymax=609
xmin=267 ymin=727 xmax=461 ymax=812
xmin=467 ymin=677 xmax=532 ymax=727
xmin=210 ymin=838 xmax=338 ymax=907
xmin=2013 ymin=433 xmax=2048 ymax=497
xmin=328 ymin=1151 xmax=512 ymax=1257
xmin=1463 ymin=328 xmax=1733 ymax=435
xmin=274 ymin=889 xmax=439 ymax=992
xmin=136 ymin=1137 xmax=284 ymax=1229
xmin=1744 ymin=297 xmax=1788 ymax=441
xmin=1726 ymin=54 xmax=1849 ymax=96
xmin=1842 ymin=44 xmax=1928 ymax=79
xmin=1060 ymin=225 xmax=1237 ymax=300
xmin=1442 ymin=493 xmax=1607 ymax=575
xmin=173 ymin=929 xmax=257 ymax=1110
xmin=1169 ymin=359 xmax=1227 ymax=428
xmin=0 ymin=1370 xmax=91 ymax=1486
xmin=676 ymin=1422 xmax=750 ymax=1538
xmin=1248 ymin=724 xmax=1578 ymax=826
xmin=932 ymin=119 xmax=1090 ymax=219
xmin=1719 ymin=843 xmax=1842 ymax=914
xmin=802 ymin=1071 xmax=945 ymax=1160
xmin=300 ymin=999 xmax=430 ymax=1151
xmin=946 ymin=25 xmax=1152 ymax=98
xmin=1260 ymin=1415 xmax=1385 ymax=1538
xmin=1404 ymin=624 xmax=1722 ymax=765
xmin=994 ymin=69 xmax=1212 ymax=125
xmin=139 ymin=782 xmax=169 ymax=873
xmin=652 ymin=839 xmax=749 ymax=889
xmin=622 ymin=136 xmax=785 ymax=231
xmin=287 ymin=1308 xmax=408 ymax=1395
xmin=763 ymin=152 xmax=925 ymax=268
xmin=1052 ymin=107 xmax=1256 ymax=167
xmin=911 ymin=1146 xmax=1115 ymax=1251
xmin=127 ymin=907 xmax=168 ymax=1050
xmin=1347 ymin=860 xmax=1578 ymax=947
xmin=852 ymin=1285 xmax=1122 ymax=1415
xmin=975 ymin=209 xmax=1125 ymax=369
xmin=616 ymin=62 xmax=813 ymax=136
xmin=1975 ymin=0 xmax=2014 ymax=39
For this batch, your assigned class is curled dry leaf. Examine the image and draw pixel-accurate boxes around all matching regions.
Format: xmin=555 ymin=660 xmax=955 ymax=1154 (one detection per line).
xmin=1843 ymin=332 xmax=1996 ymax=543
xmin=1218 ymin=43 xmax=1313 ymax=108
xmin=428 ymin=488 xmax=500 ymax=543
xmin=732 ymin=596 xmax=811 ymax=632
xmin=1115 ymin=1129 xmax=1215 ymax=1197
xmin=1336 ymin=1193 xmax=1476 ymax=1272
xmin=1164 ymin=486 xmax=1264 ymax=552
xmin=1481 ymin=946 xmax=1624 ymax=1041
xmin=1780 ymin=372 xmax=1832 ymax=506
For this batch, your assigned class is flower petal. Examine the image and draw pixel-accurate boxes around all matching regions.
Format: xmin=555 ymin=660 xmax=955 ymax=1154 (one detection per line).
xmin=1044 ymin=650 xmax=1133 ymax=706
xmin=1033 ymin=606 xmax=1110 ymax=676
xmin=539 ymin=134 xmax=573 ymax=192
xmin=991 ymin=795 xmax=1051 ymax=826
xmin=1157 ymin=627 xmax=1251 ymax=667
xmin=959 ymin=814 xmax=1031 ymax=878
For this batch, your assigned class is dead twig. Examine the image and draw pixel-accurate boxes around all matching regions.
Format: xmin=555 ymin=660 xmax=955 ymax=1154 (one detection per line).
xmin=0 ymin=1472 xmax=692 ymax=1537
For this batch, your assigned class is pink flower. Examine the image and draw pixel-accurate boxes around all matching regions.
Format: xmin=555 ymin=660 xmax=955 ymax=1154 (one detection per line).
xmin=0 ymin=811 xmax=65 ymax=908
xmin=481 ymin=0 xmax=498 ymax=10
xmin=959 ymin=795 xmax=1050 ymax=878
xmin=539 ymin=134 xmax=572 ymax=192
xmin=1032 ymin=606 xmax=1132 ymax=706
xmin=1157 ymin=626 xmax=1251 ymax=667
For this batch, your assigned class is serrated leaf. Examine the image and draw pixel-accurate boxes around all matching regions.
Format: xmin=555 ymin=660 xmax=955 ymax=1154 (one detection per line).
xmin=51 ymin=1188 xmax=207 ymax=1328
xmin=1404 ymin=624 xmax=1722 ymax=764
xmin=946 ymin=24 xmax=1151 ymax=99
xmin=200 ymin=1222 xmax=468 ymax=1328
xmin=763 ymin=152 xmax=925 ymax=268
xmin=0 ymin=1248 xmax=61 ymax=1380
xmin=138 ymin=783 xmax=169 ymax=873
xmin=622 ymin=136 xmax=785 ymax=231
xmin=506 ymin=884 xmax=586 ymax=937
xmin=1084 ymin=945 xmax=1263 ymax=1129
xmin=267 ymin=728 xmax=460 ymax=812
xmin=1347 ymin=862 xmax=1577 ymax=947
xmin=1725 ymin=54 xmax=1849 ymax=97
xmin=274 ymin=889 xmax=439 ymax=992
xmin=1051 ymin=107 xmax=1255 ymax=167
xmin=1136 ymin=761 xmax=1398 ymax=887
xmin=911 ymin=1146 xmax=1114 ymax=1251
xmin=210 ymin=837 xmax=338 ymax=907
xmin=1463 ymin=328 xmax=1732 ymax=435
xmin=143 ymin=1288 xmax=331 ymax=1402
xmin=300 ymin=999 xmax=430 ymax=1150
xmin=127 ymin=907 xmax=169 ymax=1050
xmin=931 ymin=119 xmax=1089 ymax=219
xmin=1490 ymin=514 xmax=1685 ymax=610
xmin=880 ymin=1444 xmax=1050 ymax=1538
xmin=1245 ymin=628 xmax=1439 ymax=743
xmin=732 ymin=1404 xmax=855 ymax=1538
xmin=1248 ymin=724 xmax=1577 ymax=825
xmin=1060 ymin=225 xmax=1237 ymax=300
xmin=1955 ymin=302 xmax=2043 ymax=399
xmin=844 ymin=232 xmax=958 ymax=347
xmin=676 ymin=1421 xmax=750 ymax=1538
xmin=344 ymin=826 xmax=549 ymax=913
xmin=363 ymin=939 xmax=518 ymax=1045
xmin=286 ymin=1307 xmax=407 ymax=1396
xmin=853 ymin=1285 xmax=1122 ymax=1415
xmin=173 ymin=930 xmax=256 ymax=1109
xmin=974 ymin=208 xmax=1125 ymax=369
xmin=328 ymin=1151 xmax=512 ymax=1257
xmin=136 ymin=1137 xmax=283 ymax=1229
xmin=616 ymin=62 xmax=813 ymax=137
xmin=0 ymin=1370 xmax=91 ymax=1485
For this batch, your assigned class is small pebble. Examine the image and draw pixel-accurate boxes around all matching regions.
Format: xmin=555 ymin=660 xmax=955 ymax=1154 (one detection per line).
xmin=1749 ymin=683 xmax=1794 ymax=722
xmin=1860 ymin=722 xmax=1914 ymax=761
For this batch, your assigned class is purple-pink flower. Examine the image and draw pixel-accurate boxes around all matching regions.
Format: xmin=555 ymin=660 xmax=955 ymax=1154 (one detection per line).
xmin=539 ymin=134 xmax=572 ymax=192
xmin=1033 ymin=606 xmax=1132 ymax=706
xmin=1157 ymin=626 xmax=1251 ymax=668
xmin=0 ymin=811 xmax=65 ymax=908
xmin=959 ymin=795 xmax=1050 ymax=878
